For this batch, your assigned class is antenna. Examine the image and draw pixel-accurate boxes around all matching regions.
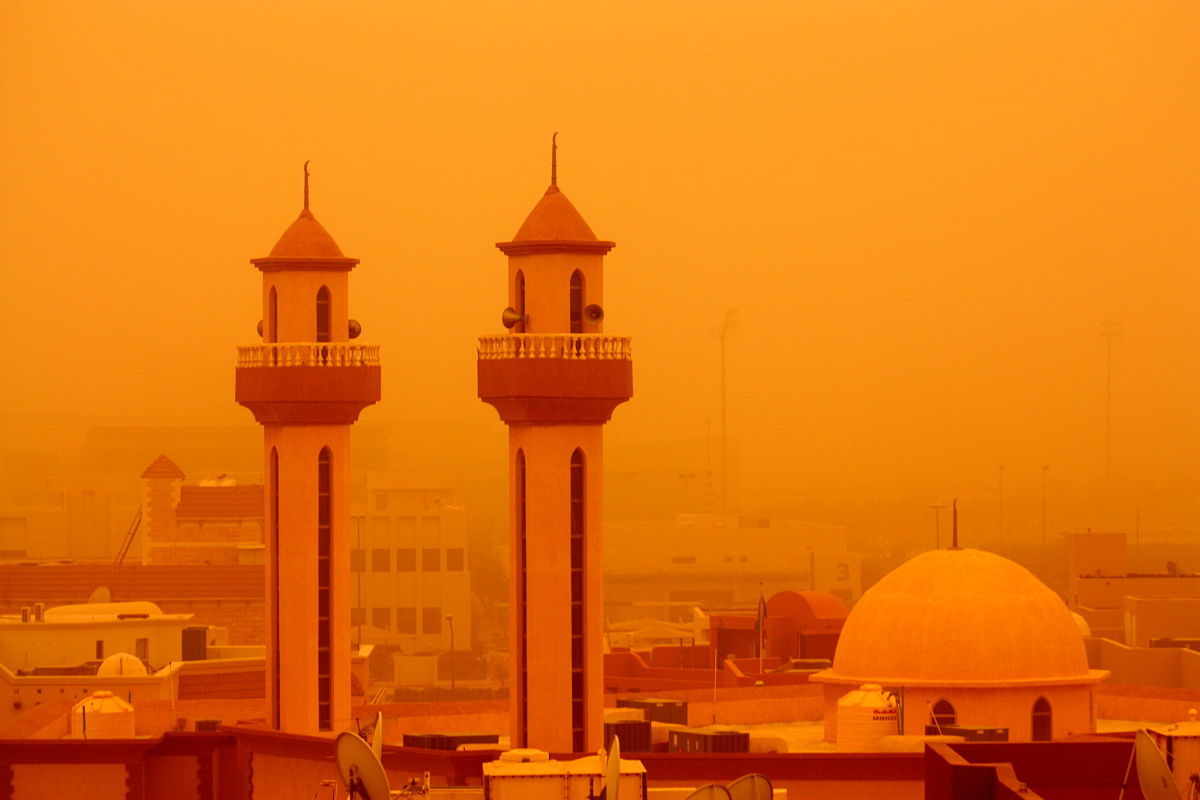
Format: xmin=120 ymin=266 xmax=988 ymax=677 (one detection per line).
xmin=551 ymin=132 xmax=558 ymax=187
xmin=335 ymin=729 xmax=391 ymax=800
xmin=303 ymin=160 xmax=311 ymax=210
xmin=951 ymin=500 xmax=960 ymax=550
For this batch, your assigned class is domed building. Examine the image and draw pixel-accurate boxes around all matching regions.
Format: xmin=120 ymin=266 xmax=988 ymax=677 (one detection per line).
xmin=811 ymin=548 xmax=1108 ymax=743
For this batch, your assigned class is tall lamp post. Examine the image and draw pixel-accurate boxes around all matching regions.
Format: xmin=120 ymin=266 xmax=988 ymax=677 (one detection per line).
xmin=718 ymin=309 xmax=738 ymax=514
xmin=445 ymin=614 xmax=455 ymax=691
xmin=1041 ymin=465 xmax=1050 ymax=547
xmin=929 ymin=503 xmax=946 ymax=550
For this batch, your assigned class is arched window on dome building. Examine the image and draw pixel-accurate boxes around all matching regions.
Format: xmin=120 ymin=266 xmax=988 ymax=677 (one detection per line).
xmin=1031 ymin=696 xmax=1052 ymax=741
xmin=930 ymin=699 xmax=956 ymax=731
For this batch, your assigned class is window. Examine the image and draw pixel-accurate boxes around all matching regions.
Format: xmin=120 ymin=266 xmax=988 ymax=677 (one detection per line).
xmin=930 ymin=699 xmax=956 ymax=731
xmin=267 ymin=286 xmax=278 ymax=343
xmin=396 ymin=548 xmax=416 ymax=571
xmin=95 ymin=640 xmax=104 ymax=659
xmin=446 ymin=548 xmax=465 ymax=571
xmin=569 ymin=270 xmax=584 ymax=333
xmin=423 ymin=548 xmax=440 ymax=571
xmin=372 ymin=548 xmax=390 ymax=572
xmin=396 ymin=608 xmax=417 ymax=635
xmin=372 ymin=608 xmax=391 ymax=630
xmin=316 ymin=286 xmax=331 ymax=343
xmin=350 ymin=607 xmax=365 ymax=627
xmin=317 ymin=448 xmax=332 ymax=730
xmin=569 ymin=448 xmax=586 ymax=752
xmin=514 ymin=270 xmax=526 ymax=333
xmin=135 ymin=638 xmax=149 ymax=662
xmin=350 ymin=549 xmax=365 ymax=573
xmin=1032 ymin=697 xmax=1052 ymax=741
xmin=423 ymin=607 xmax=442 ymax=635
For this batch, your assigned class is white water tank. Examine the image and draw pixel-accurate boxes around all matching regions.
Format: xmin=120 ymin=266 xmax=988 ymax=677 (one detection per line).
xmin=836 ymin=683 xmax=898 ymax=752
xmin=71 ymin=690 xmax=136 ymax=738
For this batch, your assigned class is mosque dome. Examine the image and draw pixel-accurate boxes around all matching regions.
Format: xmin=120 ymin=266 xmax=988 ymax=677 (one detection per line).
xmin=267 ymin=208 xmax=345 ymax=258
xmin=829 ymin=549 xmax=1094 ymax=686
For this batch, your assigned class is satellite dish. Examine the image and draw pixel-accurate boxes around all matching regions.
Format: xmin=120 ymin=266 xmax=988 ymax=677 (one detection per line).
xmin=256 ymin=319 xmax=264 ymax=337
xmin=335 ymin=731 xmax=391 ymax=800
xmin=87 ymin=587 xmax=112 ymax=604
xmin=681 ymin=785 xmax=732 ymax=800
xmin=584 ymin=304 xmax=604 ymax=323
xmin=349 ymin=319 xmax=362 ymax=339
xmin=501 ymin=307 xmax=527 ymax=329
xmin=1133 ymin=730 xmax=1182 ymax=800
xmin=598 ymin=735 xmax=620 ymax=800
xmin=727 ymin=773 xmax=773 ymax=800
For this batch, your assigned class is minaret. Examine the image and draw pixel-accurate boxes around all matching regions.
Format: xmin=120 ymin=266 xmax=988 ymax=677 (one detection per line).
xmin=235 ymin=165 xmax=381 ymax=734
xmin=478 ymin=139 xmax=633 ymax=753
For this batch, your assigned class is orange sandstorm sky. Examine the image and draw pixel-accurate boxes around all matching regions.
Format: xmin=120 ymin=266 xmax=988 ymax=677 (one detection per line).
xmin=0 ymin=1 xmax=1197 ymax=539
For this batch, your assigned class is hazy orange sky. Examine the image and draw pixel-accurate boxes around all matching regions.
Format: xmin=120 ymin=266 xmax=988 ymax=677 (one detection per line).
xmin=1 ymin=1 xmax=1197 ymax=541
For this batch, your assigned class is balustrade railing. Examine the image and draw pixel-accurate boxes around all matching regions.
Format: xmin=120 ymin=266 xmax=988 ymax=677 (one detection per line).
xmin=478 ymin=334 xmax=632 ymax=361
xmin=237 ymin=343 xmax=381 ymax=368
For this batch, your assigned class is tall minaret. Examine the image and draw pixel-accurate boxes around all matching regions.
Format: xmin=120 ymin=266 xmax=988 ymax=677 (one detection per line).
xmin=235 ymin=165 xmax=381 ymax=734
xmin=478 ymin=139 xmax=633 ymax=753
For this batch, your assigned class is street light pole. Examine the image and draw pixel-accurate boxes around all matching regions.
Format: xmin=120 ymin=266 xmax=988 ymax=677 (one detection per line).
xmin=929 ymin=504 xmax=946 ymax=550
xmin=1041 ymin=465 xmax=1049 ymax=547
xmin=718 ymin=309 xmax=738 ymax=514
xmin=445 ymin=614 xmax=455 ymax=691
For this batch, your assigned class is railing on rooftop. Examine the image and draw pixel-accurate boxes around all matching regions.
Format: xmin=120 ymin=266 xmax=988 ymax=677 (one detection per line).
xmin=237 ymin=343 xmax=381 ymax=368
xmin=478 ymin=334 xmax=632 ymax=361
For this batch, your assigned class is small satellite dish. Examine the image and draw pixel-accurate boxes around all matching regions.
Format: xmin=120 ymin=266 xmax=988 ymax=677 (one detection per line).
xmin=371 ymin=711 xmax=383 ymax=760
xmin=584 ymin=304 xmax=604 ymax=323
xmin=728 ymin=773 xmax=773 ymax=800
xmin=1133 ymin=730 xmax=1182 ymax=800
xmin=335 ymin=731 xmax=391 ymax=800
xmin=349 ymin=319 xmax=362 ymax=339
xmin=501 ymin=307 xmax=527 ymax=329
xmin=681 ymin=785 xmax=732 ymax=800
xmin=87 ymin=587 xmax=112 ymax=604
xmin=256 ymin=319 xmax=264 ymax=337
xmin=598 ymin=735 xmax=621 ymax=800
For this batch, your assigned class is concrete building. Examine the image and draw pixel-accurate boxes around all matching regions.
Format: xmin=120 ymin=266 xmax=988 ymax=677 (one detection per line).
xmin=349 ymin=475 xmax=472 ymax=655
xmin=477 ymin=144 xmax=633 ymax=752
xmin=813 ymin=548 xmax=1109 ymax=742
xmin=605 ymin=514 xmax=861 ymax=622
xmin=234 ymin=170 xmax=381 ymax=734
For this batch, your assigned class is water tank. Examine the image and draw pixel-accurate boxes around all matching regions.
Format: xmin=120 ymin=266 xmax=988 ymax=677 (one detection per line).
xmin=836 ymin=683 xmax=898 ymax=752
xmin=71 ymin=691 xmax=135 ymax=738
xmin=97 ymin=653 xmax=148 ymax=677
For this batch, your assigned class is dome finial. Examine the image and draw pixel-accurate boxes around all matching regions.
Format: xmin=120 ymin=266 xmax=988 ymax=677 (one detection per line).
xmin=551 ymin=132 xmax=558 ymax=187
xmin=951 ymin=499 xmax=960 ymax=549
xmin=303 ymin=160 xmax=311 ymax=210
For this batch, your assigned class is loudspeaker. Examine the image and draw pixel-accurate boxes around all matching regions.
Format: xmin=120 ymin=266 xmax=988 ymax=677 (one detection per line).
xmin=501 ymin=307 xmax=527 ymax=329
xmin=584 ymin=304 xmax=604 ymax=323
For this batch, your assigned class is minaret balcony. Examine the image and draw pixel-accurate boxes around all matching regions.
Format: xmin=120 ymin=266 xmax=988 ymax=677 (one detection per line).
xmin=477 ymin=334 xmax=633 ymax=424
xmin=235 ymin=343 xmax=381 ymax=425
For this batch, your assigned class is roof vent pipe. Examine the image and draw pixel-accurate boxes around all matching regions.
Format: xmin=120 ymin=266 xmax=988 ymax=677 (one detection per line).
xmin=33 ymin=603 xmax=44 ymax=622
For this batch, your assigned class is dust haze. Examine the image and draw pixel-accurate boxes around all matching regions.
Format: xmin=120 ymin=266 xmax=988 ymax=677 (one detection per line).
xmin=1 ymin=1 xmax=1197 ymax=575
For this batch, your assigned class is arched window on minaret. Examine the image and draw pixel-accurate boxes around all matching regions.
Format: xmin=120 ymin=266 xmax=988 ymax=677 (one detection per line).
xmin=930 ymin=698 xmax=956 ymax=731
xmin=515 ymin=270 xmax=526 ymax=334
xmin=268 ymin=287 xmax=278 ymax=343
xmin=269 ymin=447 xmax=280 ymax=729
xmin=1031 ymin=696 xmax=1052 ymax=741
xmin=569 ymin=270 xmax=584 ymax=334
xmin=515 ymin=448 xmax=528 ymax=746
xmin=317 ymin=446 xmax=333 ymax=730
xmin=569 ymin=447 xmax=586 ymax=751
xmin=316 ymin=286 xmax=331 ymax=343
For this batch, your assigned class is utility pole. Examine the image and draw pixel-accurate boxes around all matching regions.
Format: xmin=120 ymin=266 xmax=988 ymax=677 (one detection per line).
xmin=1041 ymin=465 xmax=1049 ymax=548
xmin=718 ymin=309 xmax=738 ymax=514
xmin=1099 ymin=320 xmax=1121 ymax=514
xmin=997 ymin=465 xmax=1005 ymax=549
xmin=929 ymin=503 xmax=946 ymax=550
